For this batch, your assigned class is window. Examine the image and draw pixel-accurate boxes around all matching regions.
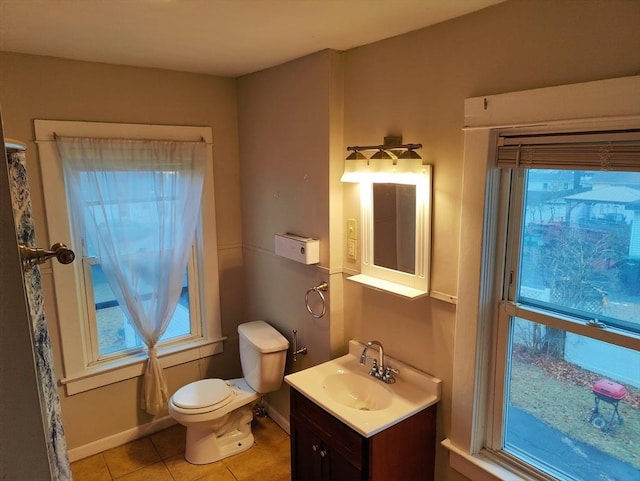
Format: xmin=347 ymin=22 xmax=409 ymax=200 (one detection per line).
xmin=495 ymin=166 xmax=640 ymax=480
xmin=90 ymin=262 xmax=191 ymax=356
xmin=36 ymin=120 xmax=223 ymax=394
xmin=446 ymin=76 xmax=640 ymax=481
xmin=81 ymin=199 xmax=194 ymax=358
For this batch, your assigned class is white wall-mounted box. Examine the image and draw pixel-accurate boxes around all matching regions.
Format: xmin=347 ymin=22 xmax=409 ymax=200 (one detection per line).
xmin=275 ymin=233 xmax=319 ymax=264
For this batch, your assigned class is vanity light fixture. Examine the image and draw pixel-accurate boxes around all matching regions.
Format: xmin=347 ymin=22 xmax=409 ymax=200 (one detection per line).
xmin=344 ymin=135 xmax=422 ymax=162
xmin=341 ymin=135 xmax=425 ymax=184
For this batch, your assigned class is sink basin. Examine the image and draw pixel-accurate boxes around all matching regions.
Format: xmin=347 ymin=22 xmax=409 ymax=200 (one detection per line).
xmin=323 ymin=372 xmax=392 ymax=411
xmin=285 ymin=340 xmax=441 ymax=437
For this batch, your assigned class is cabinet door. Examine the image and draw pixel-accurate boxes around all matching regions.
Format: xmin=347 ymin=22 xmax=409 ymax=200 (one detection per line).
xmin=291 ymin=418 xmax=323 ymax=481
xmin=292 ymin=417 xmax=363 ymax=481
xmin=323 ymin=447 xmax=362 ymax=481
xmin=291 ymin=388 xmax=365 ymax=481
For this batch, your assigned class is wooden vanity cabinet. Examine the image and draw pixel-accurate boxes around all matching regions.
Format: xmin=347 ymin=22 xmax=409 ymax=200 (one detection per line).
xmin=290 ymin=388 xmax=436 ymax=481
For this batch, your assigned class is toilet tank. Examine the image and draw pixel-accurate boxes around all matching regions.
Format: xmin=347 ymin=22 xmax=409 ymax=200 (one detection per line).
xmin=238 ymin=321 xmax=289 ymax=393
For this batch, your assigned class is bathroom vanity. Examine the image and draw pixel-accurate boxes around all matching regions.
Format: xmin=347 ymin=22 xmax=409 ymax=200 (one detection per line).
xmin=285 ymin=340 xmax=441 ymax=481
xmin=290 ymin=388 xmax=436 ymax=480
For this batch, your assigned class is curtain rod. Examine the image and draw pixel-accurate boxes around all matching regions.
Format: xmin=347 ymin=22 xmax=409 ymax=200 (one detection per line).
xmin=34 ymin=133 xmax=212 ymax=145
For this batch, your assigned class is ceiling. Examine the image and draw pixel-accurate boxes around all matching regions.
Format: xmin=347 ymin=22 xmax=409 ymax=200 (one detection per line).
xmin=0 ymin=0 xmax=504 ymax=78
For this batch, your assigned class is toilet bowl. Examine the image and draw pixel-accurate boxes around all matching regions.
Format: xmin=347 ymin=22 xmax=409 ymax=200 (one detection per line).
xmin=168 ymin=321 xmax=289 ymax=465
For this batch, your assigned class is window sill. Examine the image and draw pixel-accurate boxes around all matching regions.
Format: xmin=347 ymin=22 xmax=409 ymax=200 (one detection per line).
xmin=61 ymin=336 xmax=226 ymax=395
xmin=442 ymin=439 xmax=549 ymax=481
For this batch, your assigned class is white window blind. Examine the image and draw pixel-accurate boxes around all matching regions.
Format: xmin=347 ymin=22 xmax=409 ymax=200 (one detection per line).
xmin=496 ymin=130 xmax=640 ymax=170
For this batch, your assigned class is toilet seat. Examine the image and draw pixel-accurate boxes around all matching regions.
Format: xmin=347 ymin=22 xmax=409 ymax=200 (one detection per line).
xmin=172 ymin=379 xmax=233 ymax=411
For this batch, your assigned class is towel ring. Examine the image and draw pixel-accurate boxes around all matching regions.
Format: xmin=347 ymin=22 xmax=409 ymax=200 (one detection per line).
xmin=305 ymin=281 xmax=328 ymax=318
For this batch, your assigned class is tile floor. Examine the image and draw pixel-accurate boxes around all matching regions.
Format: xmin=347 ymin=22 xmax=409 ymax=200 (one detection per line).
xmin=70 ymin=416 xmax=291 ymax=481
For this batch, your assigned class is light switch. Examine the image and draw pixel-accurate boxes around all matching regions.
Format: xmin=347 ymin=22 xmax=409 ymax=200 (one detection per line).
xmin=347 ymin=218 xmax=357 ymax=240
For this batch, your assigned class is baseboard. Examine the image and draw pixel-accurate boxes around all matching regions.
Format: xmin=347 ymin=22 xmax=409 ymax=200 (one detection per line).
xmin=68 ymin=403 xmax=288 ymax=462
xmin=67 ymin=415 xmax=177 ymax=462
xmin=263 ymin=400 xmax=290 ymax=435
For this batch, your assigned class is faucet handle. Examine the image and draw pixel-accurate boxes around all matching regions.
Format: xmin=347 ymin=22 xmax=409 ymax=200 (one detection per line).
xmin=382 ymin=366 xmax=399 ymax=384
xmin=368 ymin=358 xmax=379 ymax=377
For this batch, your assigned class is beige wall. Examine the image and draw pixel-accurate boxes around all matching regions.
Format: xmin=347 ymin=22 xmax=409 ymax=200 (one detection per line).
xmin=0 ymin=52 xmax=245 ymax=449
xmin=237 ymin=50 xmax=345 ymax=423
xmin=341 ymin=1 xmax=640 ymax=480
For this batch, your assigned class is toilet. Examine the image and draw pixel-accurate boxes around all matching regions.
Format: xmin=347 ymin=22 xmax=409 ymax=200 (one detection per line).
xmin=168 ymin=320 xmax=289 ymax=465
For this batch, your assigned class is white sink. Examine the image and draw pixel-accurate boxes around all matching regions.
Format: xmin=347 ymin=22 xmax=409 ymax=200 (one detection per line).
xmin=323 ymin=371 xmax=393 ymax=411
xmin=285 ymin=340 xmax=441 ymax=437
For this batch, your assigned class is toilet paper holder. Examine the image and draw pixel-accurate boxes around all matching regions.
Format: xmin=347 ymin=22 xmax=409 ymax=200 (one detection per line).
xmin=292 ymin=329 xmax=307 ymax=361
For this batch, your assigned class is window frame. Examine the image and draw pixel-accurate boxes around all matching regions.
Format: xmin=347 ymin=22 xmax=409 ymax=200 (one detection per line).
xmin=36 ymin=120 xmax=224 ymax=395
xmin=445 ymin=76 xmax=640 ymax=481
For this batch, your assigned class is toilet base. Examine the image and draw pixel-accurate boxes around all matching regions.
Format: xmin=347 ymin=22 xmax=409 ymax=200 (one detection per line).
xmin=184 ymin=404 xmax=256 ymax=465
xmin=185 ymin=428 xmax=254 ymax=465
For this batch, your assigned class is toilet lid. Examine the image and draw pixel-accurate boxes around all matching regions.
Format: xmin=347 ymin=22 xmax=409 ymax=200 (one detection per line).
xmin=172 ymin=379 xmax=233 ymax=410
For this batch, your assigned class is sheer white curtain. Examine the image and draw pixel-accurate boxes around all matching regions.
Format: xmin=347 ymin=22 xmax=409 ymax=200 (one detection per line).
xmin=56 ymin=137 xmax=206 ymax=414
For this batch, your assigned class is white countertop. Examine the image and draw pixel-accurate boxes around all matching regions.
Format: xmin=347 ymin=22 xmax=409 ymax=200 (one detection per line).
xmin=285 ymin=340 xmax=441 ymax=438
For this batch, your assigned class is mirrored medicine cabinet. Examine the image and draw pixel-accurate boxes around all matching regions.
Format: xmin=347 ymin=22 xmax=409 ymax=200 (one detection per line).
xmin=373 ymin=183 xmax=416 ymax=274
xmin=342 ymin=156 xmax=431 ymax=299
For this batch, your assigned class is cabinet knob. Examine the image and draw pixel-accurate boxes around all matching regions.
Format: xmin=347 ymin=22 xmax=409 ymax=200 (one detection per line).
xmin=320 ymin=449 xmax=328 ymax=458
xmin=312 ymin=444 xmax=319 ymax=452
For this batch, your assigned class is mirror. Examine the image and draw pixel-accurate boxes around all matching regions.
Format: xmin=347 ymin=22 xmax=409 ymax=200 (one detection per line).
xmin=345 ymin=164 xmax=431 ymax=299
xmin=373 ymin=183 xmax=416 ymax=274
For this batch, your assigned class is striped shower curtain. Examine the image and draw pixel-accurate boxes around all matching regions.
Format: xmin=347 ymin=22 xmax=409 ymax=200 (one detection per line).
xmin=7 ymin=150 xmax=71 ymax=480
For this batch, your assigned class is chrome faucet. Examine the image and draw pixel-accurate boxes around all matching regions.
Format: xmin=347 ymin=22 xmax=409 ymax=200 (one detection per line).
xmin=360 ymin=340 xmax=399 ymax=384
